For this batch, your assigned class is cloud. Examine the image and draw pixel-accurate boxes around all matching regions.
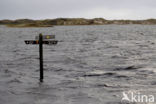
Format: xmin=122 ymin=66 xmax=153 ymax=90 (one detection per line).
xmin=0 ymin=0 xmax=156 ymax=19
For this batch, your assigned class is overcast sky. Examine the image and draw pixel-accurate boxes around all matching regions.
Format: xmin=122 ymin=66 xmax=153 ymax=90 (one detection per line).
xmin=0 ymin=0 xmax=156 ymax=20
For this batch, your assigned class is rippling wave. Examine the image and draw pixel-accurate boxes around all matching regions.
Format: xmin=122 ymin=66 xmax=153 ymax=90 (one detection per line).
xmin=0 ymin=25 xmax=156 ymax=104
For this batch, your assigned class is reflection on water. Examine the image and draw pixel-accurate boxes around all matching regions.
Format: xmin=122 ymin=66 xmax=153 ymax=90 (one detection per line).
xmin=0 ymin=25 xmax=156 ymax=104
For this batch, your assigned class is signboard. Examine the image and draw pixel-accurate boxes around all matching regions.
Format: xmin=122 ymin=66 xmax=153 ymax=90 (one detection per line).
xmin=25 ymin=35 xmax=57 ymax=45
xmin=25 ymin=40 xmax=58 ymax=45
xmin=35 ymin=35 xmax=55 ymax=40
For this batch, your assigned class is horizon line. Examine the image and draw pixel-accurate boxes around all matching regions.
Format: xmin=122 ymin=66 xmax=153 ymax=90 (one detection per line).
xmin=0 ymin=17 xmax=156 ymax=21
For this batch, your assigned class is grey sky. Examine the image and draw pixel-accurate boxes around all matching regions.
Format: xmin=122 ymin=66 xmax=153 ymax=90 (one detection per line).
xmin=0 ymin=0 xmax=156 ymax=20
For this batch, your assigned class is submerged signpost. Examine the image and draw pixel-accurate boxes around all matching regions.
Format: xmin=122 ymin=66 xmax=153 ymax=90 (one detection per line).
xmin=25 ymin=33 xmax=58 ymax=82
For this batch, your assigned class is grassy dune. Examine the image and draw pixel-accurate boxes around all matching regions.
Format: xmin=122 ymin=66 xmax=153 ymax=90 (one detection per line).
xmin=0 ymin=18 xmax=156 ymax=27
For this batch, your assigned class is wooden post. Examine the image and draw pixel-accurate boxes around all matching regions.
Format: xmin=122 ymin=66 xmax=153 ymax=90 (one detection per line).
xmin=39 ymin=33 xmax=44 ymax=82
xmin=24 ymin=33 xmax=58 ymax=82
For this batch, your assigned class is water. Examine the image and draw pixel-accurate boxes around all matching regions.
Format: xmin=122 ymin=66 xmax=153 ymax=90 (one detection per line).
xmin=0 ymin=25 xmax=156 ymax=104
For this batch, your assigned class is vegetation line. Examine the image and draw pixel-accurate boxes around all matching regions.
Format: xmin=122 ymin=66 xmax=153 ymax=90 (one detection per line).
xmin=0 ymin=18 xmax=156 ymax=27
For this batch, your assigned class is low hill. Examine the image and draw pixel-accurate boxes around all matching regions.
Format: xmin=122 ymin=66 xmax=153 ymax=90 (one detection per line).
xmin=0 ymin=18 xmax=156 ymax=27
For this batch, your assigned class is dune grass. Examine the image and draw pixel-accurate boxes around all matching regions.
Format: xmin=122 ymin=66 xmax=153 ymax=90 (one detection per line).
xmin=1 ymin=18 xmax=156 ymax=28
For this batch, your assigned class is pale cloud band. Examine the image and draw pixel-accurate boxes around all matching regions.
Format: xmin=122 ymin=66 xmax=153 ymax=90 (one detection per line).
xmin=0 ymin=0 xmax=155 ymax=20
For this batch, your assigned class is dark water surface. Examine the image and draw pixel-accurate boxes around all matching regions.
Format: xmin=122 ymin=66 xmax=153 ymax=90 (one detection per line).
xmin=0 ymin=25 xmax=156 ymax=104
